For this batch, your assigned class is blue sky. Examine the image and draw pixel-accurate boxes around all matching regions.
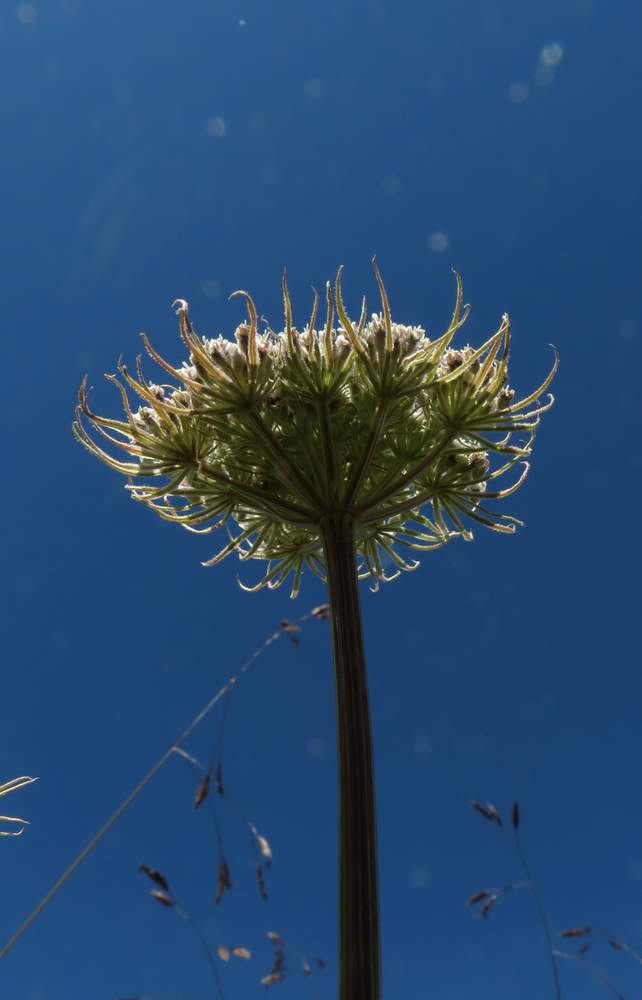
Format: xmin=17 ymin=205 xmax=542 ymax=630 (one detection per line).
xmin=2 ymin=0 xmax=642 ymax=998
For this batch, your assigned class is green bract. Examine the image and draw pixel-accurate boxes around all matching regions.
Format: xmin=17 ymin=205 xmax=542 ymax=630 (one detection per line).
xmin=74 ymin=262 xmax=556 ymax=596
xmin=0 ymin=777 xmax=36 ymax=837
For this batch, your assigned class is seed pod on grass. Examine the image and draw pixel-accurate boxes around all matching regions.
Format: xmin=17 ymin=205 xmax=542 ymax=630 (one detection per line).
xmin=150 ymin=890 xmax=174 ymax=908
xmin=193 ymin=772 xmax=210 ymax=809
xmin=138 ymin=865 xmax=169 ymax=891
xmin=471 ymin=801 xmax=503 ymax=827
xmin=249 ymin=822 xmax=273 ymax=864
xmin=260 ymin=972 xmax=285 ymax=987
xmin=467 ymin=890 xmax=490 ymax=905
xmin=256 ymin=863 xmax=268 ymax=901
xmin=480 ymin=894 xmax=498 ymax=918
xmin=215 ymin=858 xmax=232 ymax=906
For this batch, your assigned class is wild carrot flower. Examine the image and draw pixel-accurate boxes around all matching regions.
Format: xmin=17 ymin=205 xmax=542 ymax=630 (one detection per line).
xmin=73 ymin=261 xmax=556 ymax=1000
xmin=73 ymin=262 xmax=555 ymax=594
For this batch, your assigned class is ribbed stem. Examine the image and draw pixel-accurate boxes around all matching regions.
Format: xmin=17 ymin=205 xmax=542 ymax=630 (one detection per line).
xmin=321 ymin=513 xmax=381 ymax=1000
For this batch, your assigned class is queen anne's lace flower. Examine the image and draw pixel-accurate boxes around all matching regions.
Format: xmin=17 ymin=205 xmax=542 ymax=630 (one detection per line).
xmin=74 ymin=261 xmax=556 ymax=596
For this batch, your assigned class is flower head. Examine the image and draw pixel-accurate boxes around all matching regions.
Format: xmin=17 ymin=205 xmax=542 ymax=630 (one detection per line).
xmin=73 ymin=261 xmax=556 ymax=595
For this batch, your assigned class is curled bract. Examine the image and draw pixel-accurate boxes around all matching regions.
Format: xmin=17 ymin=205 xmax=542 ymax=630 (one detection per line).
xmin=0 ymin=776 xmax=37 ymax=837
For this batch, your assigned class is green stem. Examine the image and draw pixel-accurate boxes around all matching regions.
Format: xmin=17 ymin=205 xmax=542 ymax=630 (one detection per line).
xmin=321 ymin=513 xmax=381 ymax=1000
xmin=246 ymin=409 xmax=325 ymax=509
xmin=197 ymin=462 xmax=314 ymax=524
xmin=355 ymin=428 xmax=457 ymax=517
xmin=317 ymin=395 xmax=338 ymax=505
xmin=362 ymin=485 xmax=441 ymax=525
xmin=344 ymin=399 xmax=391 ymax=507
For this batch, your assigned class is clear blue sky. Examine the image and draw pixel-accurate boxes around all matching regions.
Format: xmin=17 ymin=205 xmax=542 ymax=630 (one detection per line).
xmin=2 ymin=1 xmax=642 ymax=998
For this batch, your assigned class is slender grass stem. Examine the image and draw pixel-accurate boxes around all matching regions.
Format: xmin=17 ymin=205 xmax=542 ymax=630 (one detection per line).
xmin=321 ymin=512 xmax=380 ymax=1000
xmin=175 ymin=904 xmax=226 ymax=1000
xmin=0 ymin=614 xmax=321 ymax=962
xmin=513 ymin=828 xmax=563 ymax=1000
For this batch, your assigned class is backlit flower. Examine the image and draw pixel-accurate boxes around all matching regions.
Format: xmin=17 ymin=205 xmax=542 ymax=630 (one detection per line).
xmin=73 ymin=261 xmax=556 ymax=595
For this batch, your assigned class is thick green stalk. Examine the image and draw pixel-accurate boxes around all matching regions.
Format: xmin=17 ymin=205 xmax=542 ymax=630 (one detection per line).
xmin=321 ymin=512 xmax=381 ymax=1000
